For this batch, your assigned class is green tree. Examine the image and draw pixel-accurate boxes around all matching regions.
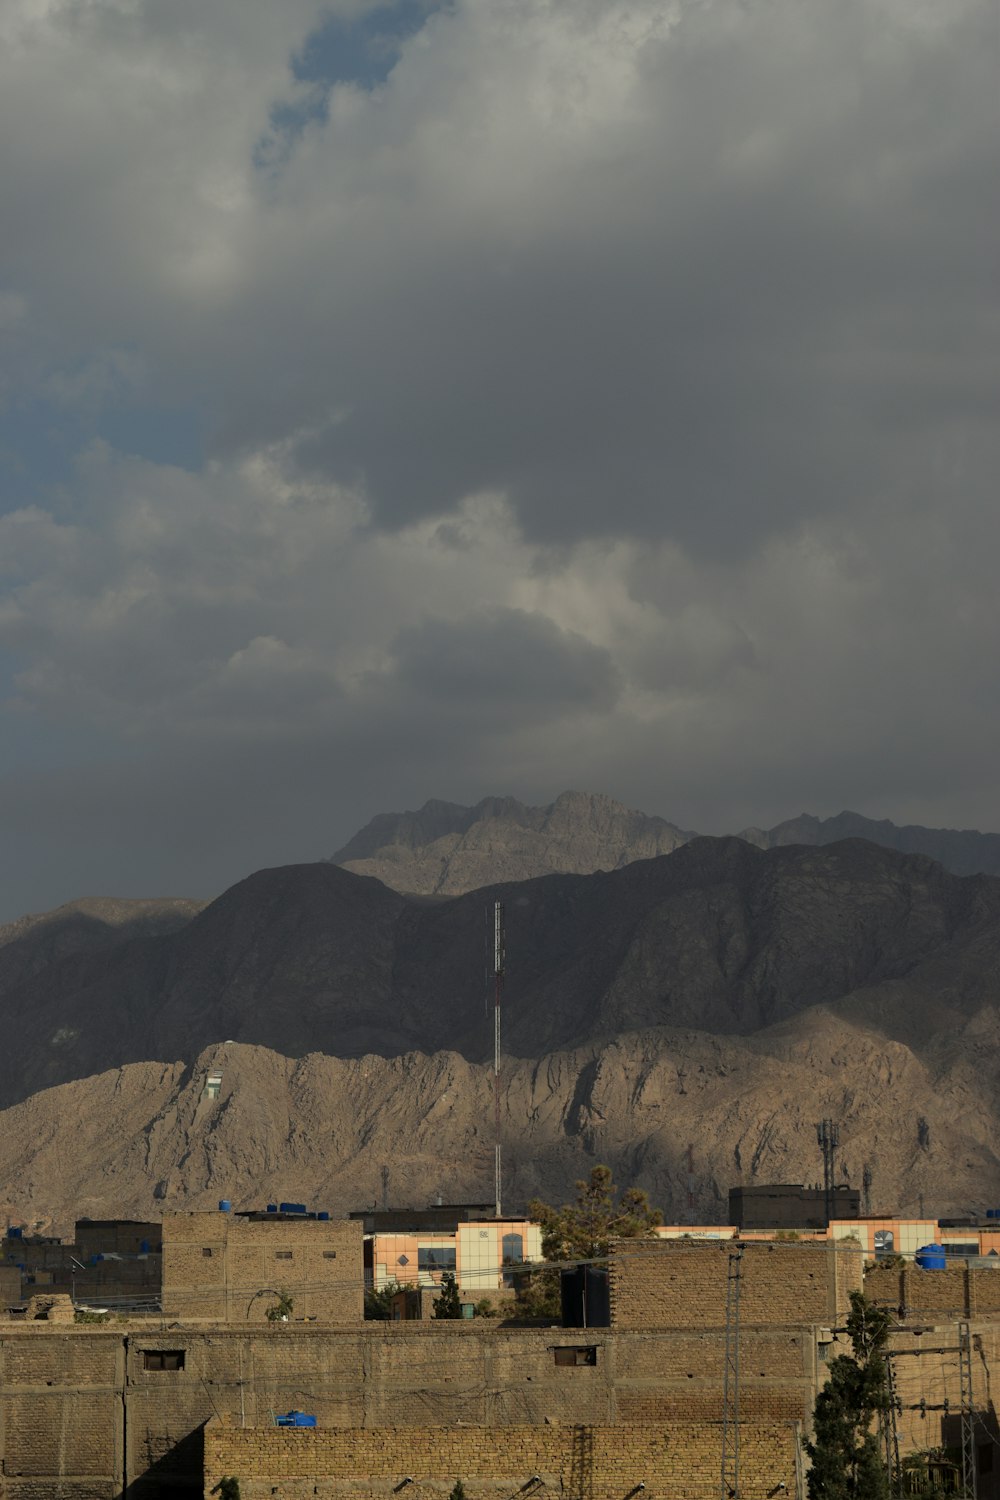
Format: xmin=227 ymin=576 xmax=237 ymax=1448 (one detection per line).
xmin=433 ymin=1271 xmax=463 ymax=1320
xmin=364 ymin=1278 xmax=404 ymax=1321
xmin=448 ymin=1483 xmax=466 ymax=1500
xmin=805 ymin=1291 xmax=892 ymax=1499
xmin=514 ymin=1165 xmax=662 ymax=1321
xmin=264 ymin=1289 xmax=294 ymax=1322
xmin=528 ymin=1164 xmax=662 ymax=1260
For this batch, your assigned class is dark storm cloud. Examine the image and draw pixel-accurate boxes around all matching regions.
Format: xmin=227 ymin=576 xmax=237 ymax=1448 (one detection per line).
xmin=389 ymin=609 xmax=621 ymax=716
xmin=0 ymin=0 xmax=998 ymax=918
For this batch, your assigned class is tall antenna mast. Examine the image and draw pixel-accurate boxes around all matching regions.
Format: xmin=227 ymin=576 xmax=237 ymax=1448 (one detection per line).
xmin=493 ymin=899 xmax=504 ymax=1218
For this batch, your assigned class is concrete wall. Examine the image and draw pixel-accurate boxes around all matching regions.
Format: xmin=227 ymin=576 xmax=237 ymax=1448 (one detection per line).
xmin=161 ymin=1213 xmax=363 ymax=1323
xmin=609 ymin=1238 xmax=864 ymax=1329
xmin=204 ymin=1419 xmax=801 ymax=1500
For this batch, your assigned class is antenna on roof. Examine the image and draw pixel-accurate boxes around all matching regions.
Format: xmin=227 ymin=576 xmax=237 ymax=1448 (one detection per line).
xmin=816 ymin=1119 xmax=840 ymax=1224
xmin=492 ymin=899 xmax=504 ymax=1219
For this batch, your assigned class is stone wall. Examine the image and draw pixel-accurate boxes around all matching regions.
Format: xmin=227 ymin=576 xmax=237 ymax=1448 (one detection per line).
xmin=203 ymin=1419 xmax=801 ymax=1500
xmin=610 ymin=1238 xmax=863 ymax=1329
xmin=161 ymin=1213 xmax=363 ymax=1323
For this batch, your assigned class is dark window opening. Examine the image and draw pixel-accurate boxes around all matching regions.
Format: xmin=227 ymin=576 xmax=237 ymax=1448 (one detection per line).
xmin=275 ymin=1251 xmax=293 ymax=1260
xmin=418 ymin=1247 xmax=456 ymax=1274
xmin=143 ymin=1350 xmax=185 ymax=1371
xmin=323 ymin=1251 xmax=337 ymax=1260
xmin=202 ymin=1248 xmax=213 ymax=1258
xmin=554 ymin=1346 xmax=597 ymax=1367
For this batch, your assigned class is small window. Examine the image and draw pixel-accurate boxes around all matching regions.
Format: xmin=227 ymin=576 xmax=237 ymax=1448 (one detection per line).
xmin=554 ymin=1346 xmax=597 ymax=1367
xmin=275 ymin=1250 xmax=293 ymax=1260
xmin=323 ymin=1251 xmax=337 ymax=1260
xmin=202 ymin=1248 xmax=213 ymax=1258
xmin=144 ymin=1350 xmax=185 ymax=1371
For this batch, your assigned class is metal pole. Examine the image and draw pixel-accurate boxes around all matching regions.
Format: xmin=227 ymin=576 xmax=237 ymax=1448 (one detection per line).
xmin=493 ymin=900 xmax=504 ymax=1219
xmin=959 ymin=1321 xmax=978 ymax=1500
xmin=721 ymin=1247 xmax=744 ymax=1499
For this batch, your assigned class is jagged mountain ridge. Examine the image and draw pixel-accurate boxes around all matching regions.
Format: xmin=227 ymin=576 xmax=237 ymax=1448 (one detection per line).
xmin=331 ymin=790 xmax=693 ymax=893
xmin=2 ymin=837 xmax=1000 ymax=1114
xmin=332 ymin=790 xmax=1000 ymax=891
xmin=5 ymin=1001 xmax=1000 ymax=1236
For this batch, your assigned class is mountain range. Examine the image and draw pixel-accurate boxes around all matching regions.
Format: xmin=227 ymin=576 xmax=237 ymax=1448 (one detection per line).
xmin=4 ymin=824 xmax=1000 ymax=1232
xmin=332 ymin=790 xmax=1000 ymax=892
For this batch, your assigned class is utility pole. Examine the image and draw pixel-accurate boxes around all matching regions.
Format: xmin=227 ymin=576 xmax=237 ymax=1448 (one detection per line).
xmin=686 ymin=1143 xmax=696 ymax=1224
xmin=959 ymin=1321 xmax=978 ymax=1500
xmin=721 ymin=1246 xmax=744 ymax=1498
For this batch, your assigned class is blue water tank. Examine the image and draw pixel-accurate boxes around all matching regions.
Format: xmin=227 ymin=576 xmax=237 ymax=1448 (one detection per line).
xmin=318 ymin=1212 xmax=330 ymax=1222
xmin=140 ymin=1240 xmax=149 ymax=1254
xmin=8 ymin=1227 xmax=22 ymax=1239
xmin=219 ymin=1200 xmax=232 ymax=1213
xmin=988 ymin=1209 xmax=1000 ymax=1220
xmin=266 ymin=1204 xmax=277 ymax=1214
xmin=916 ymin=1244 xmax=947 ymax=1270
xmin=276 ymin=1411 xmax=317 ymax=1428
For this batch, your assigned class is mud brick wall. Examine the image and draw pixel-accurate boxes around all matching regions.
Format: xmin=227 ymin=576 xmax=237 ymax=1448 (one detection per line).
xmin=203 ymin=1419 xmax=801 ymax=1500
xmin=881 ymin=1321 xmax=1000 ymax=1500
xmin=161 ymin=1213 xmax=363 ymax=1323
xmin=613 ymin=1328 xmax=815 ymax=1424
xmin=866 ymin=1263 xmax=1000 ymax=1320
xmin=0 ymin=1318 xmax=818 ymax=1498
xmin=610 ymin=1238 xmax=862 ymax=1328
xmin=0 ymin=1330 xmax=125 ymax=1500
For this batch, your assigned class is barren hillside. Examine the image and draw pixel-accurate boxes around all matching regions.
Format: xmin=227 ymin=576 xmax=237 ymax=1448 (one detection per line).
xmin=4 ymin=1003 xmax=1000 ymax=1236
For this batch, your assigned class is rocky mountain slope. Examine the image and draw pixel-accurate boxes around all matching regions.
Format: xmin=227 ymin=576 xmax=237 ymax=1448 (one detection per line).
xmin=333 ymin=790 xmax=1000 ymax=890
xmin=5 ymin=996 xmax=1000 ymax=1235
xmin=332 ymin=790 xmax=693 ymax=894
xmin=2 ymin=837 xmax=1000 ymax=1113
xmin=738 ymin=810 xmax=1000 ymax=877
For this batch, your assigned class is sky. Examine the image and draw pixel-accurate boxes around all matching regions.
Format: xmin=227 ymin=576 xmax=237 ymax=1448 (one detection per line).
xmin=0 ymin=0 xmax=997 ymax=920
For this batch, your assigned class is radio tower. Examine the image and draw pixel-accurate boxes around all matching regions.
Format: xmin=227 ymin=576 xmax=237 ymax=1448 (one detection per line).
xmin=492 ymin=900 xmax=505 ymax=1218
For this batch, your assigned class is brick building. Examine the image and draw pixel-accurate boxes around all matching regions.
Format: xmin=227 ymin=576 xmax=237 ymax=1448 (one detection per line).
xmin=6 ymin=1234 xmax=999 ymax=1498
xmin=161 ymin=1210 xmax=363 ymax=1323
